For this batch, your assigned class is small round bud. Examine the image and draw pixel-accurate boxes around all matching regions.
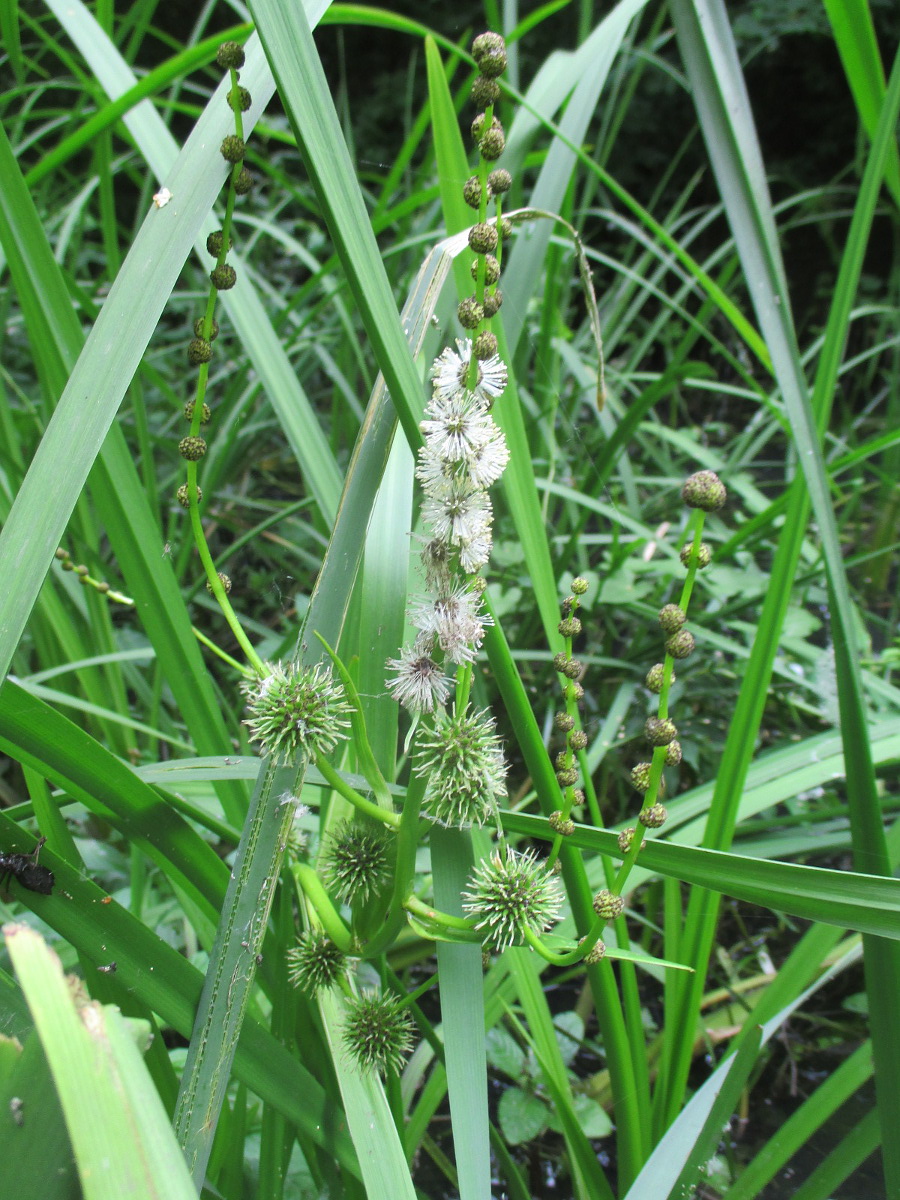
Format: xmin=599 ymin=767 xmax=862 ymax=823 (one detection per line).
xmin=216 ymin=41 xmax=245 ymax=70
xmin=666 ymin=631 xmax=695 ymax=659
xmin=659 ymin=604 xmax=686 ymax=635
xmin=664 ymin=740 xmax=682 ymax=766
xmin=187 ymin=337 xmax=212 ymax=365
xmin=220 ymin=135 xmax=246 ymax=164
xmin=617 ymin=827 xmax=638 ymax=853
xmin=468 ymin=222 xmax=499 ymax=255
xmin=471 ymin=75 xmax=500 ymax=106
xmin=682 ymin=469 xmax=727 ymax=511
xmin=228 ymin=85 xmax=252 ymax=112
xmin=211 ymin=264 xmax=237 ymax=290
xmin=639 ymin=803 xmax=668 ymax=829
xmin=183 ymin=400 xmax=212 ymax=425
xmin=553 ymin=652 xmax=569 ymax=674
xmin=499 ymin=217 xmax=514 ymax=239
xmin=473 ymin=330 xmax=498 ymax=359
xmin=569 ymin=730 xmax=588 ymax=751
xmin=473 ymin=255 xmax=501 ymax=285
xmin=176 ymin=483 xmax=202 ymax=508
xmin=549 ymin=811 xmax=575 ymax=836
xmin=645 ymin=717 xmax=677 ymax=746
xmin=78 ymin=572 xmax=90 ymax=586
xmin=471 ymin=113 xmax=502 ymax=141
xmin=463 ymin=175 xmax=487 ymax=209
xmin=556 ymin=767 xmax=578 ymax=787
xmin=570 ymin=681 xmax=585 ymax=702
xmin=681 ymin=541 xmax=712 ymax=569
xmin=571 ymin=788 xmax=585 ymax=806
xmin=558 ymin=616 xmax=582 ymax=639
xmin=482 ymin=289 xmax=503 ymax=318
xmin=206 ymin=571 xmax=232 ymax=594
xmin=562 ymin=658 xmax=582 ymax=681
xmin=55 ymin=548 xmax=69 ymax=561
xmin=194 ymin=317 xmax=219 ymax=341
xmin=97 ymin=581 xmax=109 ymax=594
xmin=206 ymin=231 xmax=232 ymax=258
xmin=631 ymin=762 xmax=652 ymax=793
xmin=233 ymin=167 xmax=253 ymax=195
xmin=74 ymin=563 xmax=89 ymax=577
xmin=179 ymin=436 xmax=207 ymax=461
xmin=645 ymin=663 xmax=667 ymax=693
xmin=554 ymin=712 xmax=575 ymax=732
xmin=61 ymin=557 xmax=74 ymax=571
xmin=554 ymin=750 xmax=569 ymax=771
xmin=584 ymin=940 xmax=607 ymax=965
xmin=457 ymin=297 xmax=484 ymax=329
xmin=487 ymin=168 xmax=512 ymax=194
xmin=479 ymin=128 xmax=506 ymax=161
xmin=472 ymin=32 xmax=508 ymax=77
xmin=592 ymin=889 xmax=624 ymax=921
xmin=571 ymin=577 xmax=589 ymax=595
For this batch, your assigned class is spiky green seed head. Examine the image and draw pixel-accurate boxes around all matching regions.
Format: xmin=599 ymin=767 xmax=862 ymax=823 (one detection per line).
xmin=463 ymin=849 xmax=563 ymax=952
xmin=639 ymin=803 xmax=668 ymax=829
xmin=413 ymin=709 xmax=507 ymax=829
xmin=682 ymin=470 xmax=726 ymax=511
xmin=645 ymin=717 xmax=677 ymax=747
xmin=458 ymin=297 xmax=484 ymax=329
xmin=286 ymin=931 xmax=346 ymax=995
xmin=210 ymin=264 xmax=237 ymax=290
xmin=631 ymin=762 xmax=652 ymax=793
xmin=659 ymin=604 xmax=686 ymax=635
xmin=680 ymin=541 xmax=712 ymax=569
xmin=666 ymin=630 xmax=695 ymax=659
xmin=241 ymin=660 xmax=352 ymax=763
xmin=324 ymin=821 xmax=392 ymax=906
xmin=342 ymin=992 xmax=415 ymax=1076
xmin=178 ymin=436 xmax=207 ymax=461
xmin=592 ymin=889 xmax=624 ymax=921
xmin=216 ymin=41 xmax=245 ymax=70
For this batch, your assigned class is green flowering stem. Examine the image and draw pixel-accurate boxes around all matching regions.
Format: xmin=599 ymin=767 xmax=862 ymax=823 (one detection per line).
xmin=614 ymin=748 xmax=668 ymax=894
xmin=192 ymin=624 xmax=256 ymax=676
xmin=312 ymin=754 xmax=400 ymax=829
xmin=294 ymin=863 xmax=354 ymax=953
xmin=315 ymin=633 xmax=393 ymax=813
xmin=454 ymin=661 xmax=474 ymax=713
xmin=185 ymin=488 xmax=265 ymax=675
xmin=520 ymin=922 xmax=605 ymax=967
xmin=358 ymin=769 xmax=427 ymax=960
xmin=404 ymin=895 xmax=483 ymax=943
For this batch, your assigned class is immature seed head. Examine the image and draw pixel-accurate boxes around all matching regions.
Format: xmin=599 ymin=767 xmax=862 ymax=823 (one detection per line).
xmin=216 ymin=41 xmax=245 ymax=71
xmin=463 ymin=849 xmax=562 ymax=952
xmin=211 ymin=264 xmax=237 ymax=290
xmin=233 ymin=167 xmax=253 ymax=195
xmin=187 ymin=338 xmax=212 ymax=365
xmin=179 ymin=436 xmax=207 ymax=461
xmin=681 ymin=470 xmax=726 ymax=511
xmin=645 ymin=717 xmax=677 ymax=747
xmin=286 ymin=931 xmax=346 ymax=994
xmin=342 ymin=992 xmax=415 ymax=1076
xmin=472 ymin=32 xmax=508 ymax=77
xmin=666 ymin=630 xmax=695 ymax=660
xmin=617 ymin=827 xmax=646 ymax=853
xmin=463 ymin=175 xmax=487 ymax=209
xmin=241 ymin=660 xmax=352 ymax=762
xmin=220 ymin=135 xmax=246 ymax=164
xmin=324 ymin=822 xmax=392 ymax=906
xmin=680 ymin=541 xmax=712 ymax=569
xmin=413 ymin=709 xmax=507 ymax=828
xmin=592 ymin=889 xmax=625 ymax=921
xmin=659 ymin=604 xmax=686 ymax=635
xmin=639 ymin=803 xmax=668 ymax=829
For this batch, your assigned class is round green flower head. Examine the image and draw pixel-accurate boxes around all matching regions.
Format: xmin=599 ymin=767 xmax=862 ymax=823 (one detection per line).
xmin=479 ymin=128 xmax=506 ymax=161
xmin=286 ymin=931 xmax=346 ymax=995
xmin=211 ymin=264 xmax=237 ymax=290
xmin=342 ymin=992 xmax=415 ymax=1076
xmin=228 ymin=85 xmax=252 ymax=112
xmin=474 ymin=330 xmax=498 ymax=360
xmin=457 ymin=297 xmax=484 ymax=329
xmin=206 ymin=230 xmax=232 ymax=257
xmin=664 ymin=740 xmax=682 ymax=766
xmin=233 ymin=167 xmax=253 ymax=195
xmin=482 ymin=290 xmax=503 ymax=318
xmin=194 ymin=317 xmax=219 ymax=341
xmin=473 ymin=254 xmax=501 ymax=285
xmin=176 ymin=483 xmax=201 ymax=508
xmin=487 ymin=168 xmax=512 ymax=194
xmin=463 ymin=175 xmax=486 ymax=209
xmin=184 ymin=399 xmax=211 ymax=425
xmin=324 ymin=822 xmax=391 ymax=906
xmin=241 ymin=660 xmax=352 ymax=762
xmin=645 ymin=663 xmax=669 ymax=693
xmin=681 ymin=469 xmax=727 ymax=511
xmin=463 ymin=848 xmax=563 ymax=952
xmin=469 ymin=222 xmax=499 ymax=255
xmin=187 ymin=338 xmax=212 ymax=364
xmin=630 ymin=762 xmax=652 ymax=793
xmin=414 ymin=709 xmax=507 ymax=828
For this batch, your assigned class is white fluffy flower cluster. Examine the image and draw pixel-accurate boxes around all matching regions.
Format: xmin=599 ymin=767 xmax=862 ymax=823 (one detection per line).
xmin=386 ymin=339 xmax=509 ymax=713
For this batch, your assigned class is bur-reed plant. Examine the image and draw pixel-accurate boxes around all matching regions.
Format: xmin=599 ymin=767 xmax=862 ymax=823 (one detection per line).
xmin=0 ymin=3 xmax=899 ymax=1199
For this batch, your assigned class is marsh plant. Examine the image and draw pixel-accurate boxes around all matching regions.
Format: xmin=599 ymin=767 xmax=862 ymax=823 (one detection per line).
xmin=0 ymin=5 xmax=897 ymax=1200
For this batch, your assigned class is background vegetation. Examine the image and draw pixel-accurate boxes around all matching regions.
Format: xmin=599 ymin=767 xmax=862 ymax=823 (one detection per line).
xmin=0 ymin=0 xmax=899 ymax=1197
